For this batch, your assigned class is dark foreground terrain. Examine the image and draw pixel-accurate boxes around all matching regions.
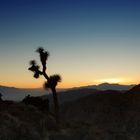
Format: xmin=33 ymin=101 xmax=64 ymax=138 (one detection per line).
xmin=60 ymin=92 xmax=140 ymax=140
xmin=1 ymin=85 xmax=140 ymax=140
xmin=0 ymin=101 xmax=50 ymax=140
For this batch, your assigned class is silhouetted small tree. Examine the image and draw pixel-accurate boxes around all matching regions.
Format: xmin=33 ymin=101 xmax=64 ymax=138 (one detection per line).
xmin=28 ymin=47 xmax=61 ymax=123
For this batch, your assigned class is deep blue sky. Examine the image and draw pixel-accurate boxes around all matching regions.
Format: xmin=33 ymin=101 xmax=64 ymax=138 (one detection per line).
xmin=0 ymin=0 xmax=140 ymax=88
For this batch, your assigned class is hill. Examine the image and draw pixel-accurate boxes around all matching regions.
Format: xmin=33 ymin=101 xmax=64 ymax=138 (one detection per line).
xmin=0 ymin=85 xmax=48 ymax=101
xmin=0 ymin=83 xmax=135 ymax=101
xmin=1 ymin=86 xmax=140 ymax=140
xmin=60 ymin=90 xmax=140 ymax=140
xmin=0 ymin=101 xmax=49 ymax=140
xmin=77 ymin=83 xmax=135 ymax=91
xmin=45 ymin=88 xmax=99 ymax=104
xmin=127 ymin=84 xmax=140 ymax=94
xmin=43 ymin=83 xmax=135 ymax=104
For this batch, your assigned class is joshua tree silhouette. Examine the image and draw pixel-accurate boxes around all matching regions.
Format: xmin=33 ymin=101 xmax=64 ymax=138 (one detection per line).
xmin=28 ymin=47 xmax=61 ymax=123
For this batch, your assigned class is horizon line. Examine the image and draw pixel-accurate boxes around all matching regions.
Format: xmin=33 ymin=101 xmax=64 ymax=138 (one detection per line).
xmin=0 ymin=82 xmax=138 ymax=89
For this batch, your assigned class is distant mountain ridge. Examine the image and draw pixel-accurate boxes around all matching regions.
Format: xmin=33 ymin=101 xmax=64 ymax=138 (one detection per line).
xmin=70 ymin=83 xmax=135 ymax=91
xmin=0 ymin=85 xmax=47 ymax=101
xmin=0 ymin=83 xmax=136 ymax=101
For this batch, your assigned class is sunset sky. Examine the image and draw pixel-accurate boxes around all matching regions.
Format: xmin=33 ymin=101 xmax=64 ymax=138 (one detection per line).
xmin=0 ymin=0 xmax=140 ymax=88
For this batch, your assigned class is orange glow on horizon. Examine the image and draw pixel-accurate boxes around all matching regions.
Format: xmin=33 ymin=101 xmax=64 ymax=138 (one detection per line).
xmin=96 ymin=78 xmax=124 ymax=84
xmin=1 ymin=78 xmax=140 ymax=89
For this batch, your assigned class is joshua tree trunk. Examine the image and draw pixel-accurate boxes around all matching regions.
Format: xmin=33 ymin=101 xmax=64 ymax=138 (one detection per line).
xmin=43 ymin=72 xmax=60 ymax=123
xmin=51 ymin=87 xmax=60 ymax=123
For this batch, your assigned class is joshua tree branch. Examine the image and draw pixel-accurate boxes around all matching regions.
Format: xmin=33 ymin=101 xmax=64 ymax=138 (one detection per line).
xmin=42 ymin=72 xmax=49 ymax=81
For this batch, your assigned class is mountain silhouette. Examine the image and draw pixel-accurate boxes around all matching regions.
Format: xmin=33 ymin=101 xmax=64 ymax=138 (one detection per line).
xmin=0 ymin=83 xmax=135 ymax=101
xmin=0 ymin=85 xmax=47 ymax=101
xmin=61 ymin=90 xmax=140 ymax=139
xmin=127 ymin=84 xmax=140 ymax=94
xmin=71 ymin=83 xmax=135 ymax=91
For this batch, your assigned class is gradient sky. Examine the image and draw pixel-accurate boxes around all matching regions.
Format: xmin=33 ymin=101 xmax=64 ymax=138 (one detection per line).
xmin=0 ymin=0 xmax=140 ymax=88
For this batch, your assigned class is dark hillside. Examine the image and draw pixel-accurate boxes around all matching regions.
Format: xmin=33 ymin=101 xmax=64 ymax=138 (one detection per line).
xmin=60 ymin=91 xmax=140 ymax=140
xmin=0 ymin=101 xmax=49 ymax=140
xmin=44 ymin=88 xmax=99 ymax=104
xmin=1 ymin=88 xmax=140 ymax=140
xmin=127 ymin=84 xmax=140 ymax=94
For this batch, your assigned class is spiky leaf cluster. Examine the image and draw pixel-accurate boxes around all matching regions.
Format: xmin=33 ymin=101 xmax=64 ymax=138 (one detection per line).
xmin=28 ymin=60 xmax=42 ymax=78
xmin=44 ymin=74 xmax=61 ymax=89
xmin=36 ymin=47 xmax=49 ymax=72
